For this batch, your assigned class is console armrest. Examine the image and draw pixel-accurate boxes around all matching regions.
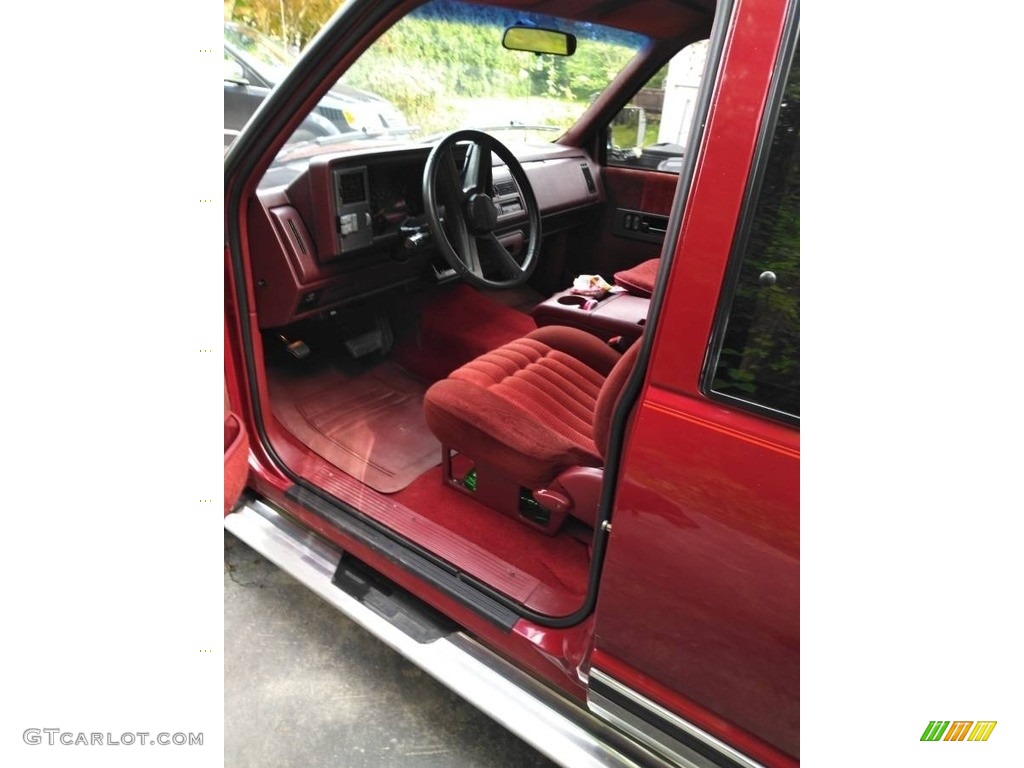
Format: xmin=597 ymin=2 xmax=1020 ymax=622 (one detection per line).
xmin=532 ymin=290 xmax=649 ymax=343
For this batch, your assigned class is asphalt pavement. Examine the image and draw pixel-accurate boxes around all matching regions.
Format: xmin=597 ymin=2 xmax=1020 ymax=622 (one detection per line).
xmin=224 ymin=531 xmax=558 ymax=768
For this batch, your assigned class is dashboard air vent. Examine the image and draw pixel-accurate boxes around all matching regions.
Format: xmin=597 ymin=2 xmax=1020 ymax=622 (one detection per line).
xmin=493 ymin=178 xmax=517 ymax=197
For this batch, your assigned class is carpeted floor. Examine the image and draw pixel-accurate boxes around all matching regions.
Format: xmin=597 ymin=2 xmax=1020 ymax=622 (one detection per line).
xmin=264 ymin=285 xmax=592 ymax=612
xmin=393 ymin=283 xmax=538 ymax=382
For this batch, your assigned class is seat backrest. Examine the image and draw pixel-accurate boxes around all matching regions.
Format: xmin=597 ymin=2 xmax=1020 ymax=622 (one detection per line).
xmin=593 ymin=340 xmax=642 ymax=458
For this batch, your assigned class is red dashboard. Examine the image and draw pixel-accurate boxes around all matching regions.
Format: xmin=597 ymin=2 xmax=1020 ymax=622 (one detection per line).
xmin=247 ymin=143 xmax=605 ymax=329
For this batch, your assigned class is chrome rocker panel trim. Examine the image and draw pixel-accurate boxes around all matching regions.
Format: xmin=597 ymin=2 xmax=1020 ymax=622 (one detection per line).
xmin=588 ymin=668 xmax=764 ymax=768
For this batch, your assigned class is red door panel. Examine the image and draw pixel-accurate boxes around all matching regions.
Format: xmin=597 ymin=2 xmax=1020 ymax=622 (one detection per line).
xmin=575 ymin=167 xmax=678 ymax=279
xmin=224 ymin=408 xmax=249 ymax=513
xmin=604 ymin=167 xmax=679 ymax=216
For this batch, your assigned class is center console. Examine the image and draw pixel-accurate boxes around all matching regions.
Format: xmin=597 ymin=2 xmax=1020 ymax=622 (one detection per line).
xmin=532 ymin=289 xmax=649 ymax=344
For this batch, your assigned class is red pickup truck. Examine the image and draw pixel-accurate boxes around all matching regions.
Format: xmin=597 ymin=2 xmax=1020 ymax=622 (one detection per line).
xmin=224 ymin=0 xmax=799 ymax=765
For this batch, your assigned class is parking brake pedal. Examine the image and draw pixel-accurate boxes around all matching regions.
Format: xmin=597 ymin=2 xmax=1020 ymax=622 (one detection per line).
xmin=277 ymin=334 xmax=310 ymax=359
xmin=342 ymin=312 xmax=394 ymax=358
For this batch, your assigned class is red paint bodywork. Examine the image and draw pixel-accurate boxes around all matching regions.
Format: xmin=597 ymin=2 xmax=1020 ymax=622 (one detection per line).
xmin=593 ymin=0 xmax=798 ymax=761
xmin=224 ymin=0 xmax=799 ymax=763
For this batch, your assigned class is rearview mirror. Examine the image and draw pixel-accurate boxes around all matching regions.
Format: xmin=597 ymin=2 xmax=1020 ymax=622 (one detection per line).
xmin=502 ymin=26 xmax=577 ymax=56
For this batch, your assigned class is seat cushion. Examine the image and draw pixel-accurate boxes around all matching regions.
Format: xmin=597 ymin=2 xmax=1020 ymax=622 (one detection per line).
xmin=613 ymin=258 xmax=660 ymax=297
xmin=423 ymin=326 xmax=621 ymax=488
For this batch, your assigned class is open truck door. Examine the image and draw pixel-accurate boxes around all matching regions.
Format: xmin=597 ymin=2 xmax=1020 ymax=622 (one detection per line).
xmin=588 ymin=4 xmax=800 ymax=766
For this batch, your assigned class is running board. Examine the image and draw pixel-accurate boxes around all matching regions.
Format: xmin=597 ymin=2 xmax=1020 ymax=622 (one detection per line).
xmin=225 ymin=498 xmax=682 ymax=768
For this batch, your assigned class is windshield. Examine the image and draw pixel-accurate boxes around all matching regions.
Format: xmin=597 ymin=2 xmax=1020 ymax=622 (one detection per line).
xmin=284 ymin=0 xmax=647 ymax=149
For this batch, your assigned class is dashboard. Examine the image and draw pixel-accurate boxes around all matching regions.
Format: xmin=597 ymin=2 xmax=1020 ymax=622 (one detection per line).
xmin=248 ymin=142 xmax=605 ymax=329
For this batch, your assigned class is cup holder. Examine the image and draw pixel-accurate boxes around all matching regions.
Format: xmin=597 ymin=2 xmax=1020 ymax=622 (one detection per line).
xmin=557 ymin=294 xmax=588 ymax=307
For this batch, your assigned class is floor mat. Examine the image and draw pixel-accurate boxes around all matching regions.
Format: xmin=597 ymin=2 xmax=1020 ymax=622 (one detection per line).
xmin=268 ymin=362 xmax=440 ymax=494
xmin=394 ymin=283 xmax=538 ymax=382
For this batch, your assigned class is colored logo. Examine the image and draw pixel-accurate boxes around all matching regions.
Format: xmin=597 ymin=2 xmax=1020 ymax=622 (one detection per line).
xmin=921 ymin=721 xmax=997 ymax=742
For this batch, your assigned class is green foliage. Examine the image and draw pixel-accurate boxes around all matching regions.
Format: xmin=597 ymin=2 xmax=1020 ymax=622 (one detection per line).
xmin=646 ymin=63 xmax=670 ymax=91
xmin=712 ymin=44 xmax=800 ymax=415
xmin=611 ymin=115 xmax=661 ymax=149
xmin=230 ymin=0 xmax=337 ymax=48
xmin=346 ymin=57 xmax=450 ymax=134
xmin=559 ymin=42 xmax=636 ymax=101
xmin=344 ymin=17 xmax=530 ymax=102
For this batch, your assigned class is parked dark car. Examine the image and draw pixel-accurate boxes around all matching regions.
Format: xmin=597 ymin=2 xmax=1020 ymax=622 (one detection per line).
xmin=223 ymin=22 xmax=410 ymax=148
xmin=224 ymin=76 xmax=339 ymax=149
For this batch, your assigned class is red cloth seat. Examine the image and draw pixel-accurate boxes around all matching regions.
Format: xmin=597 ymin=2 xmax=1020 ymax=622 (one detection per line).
xmin=423 ymin=326 xmax=639 ymax=490
xmin=613 ymin=257 xmax=660 ymax=297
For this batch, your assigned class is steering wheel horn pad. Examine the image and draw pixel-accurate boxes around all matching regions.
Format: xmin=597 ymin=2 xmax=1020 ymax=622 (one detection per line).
xmin=423 ymin=130 xmax=541 ymax=289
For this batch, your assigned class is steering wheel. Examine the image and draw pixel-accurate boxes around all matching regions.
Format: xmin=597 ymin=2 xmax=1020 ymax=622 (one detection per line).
xmin=422 ymin=130 xmax=541 ymax=289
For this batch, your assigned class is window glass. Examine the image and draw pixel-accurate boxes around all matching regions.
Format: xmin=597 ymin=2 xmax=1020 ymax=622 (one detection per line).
xmin=226 ymin=0 xmax=649 ymax=154
xmin=608 ymin=40 xmax=708 ymax=173
xmin=710 ymin=40 xmax=799 ymax=418
xmin=338 ymin=0 xmax=647 ymax=143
